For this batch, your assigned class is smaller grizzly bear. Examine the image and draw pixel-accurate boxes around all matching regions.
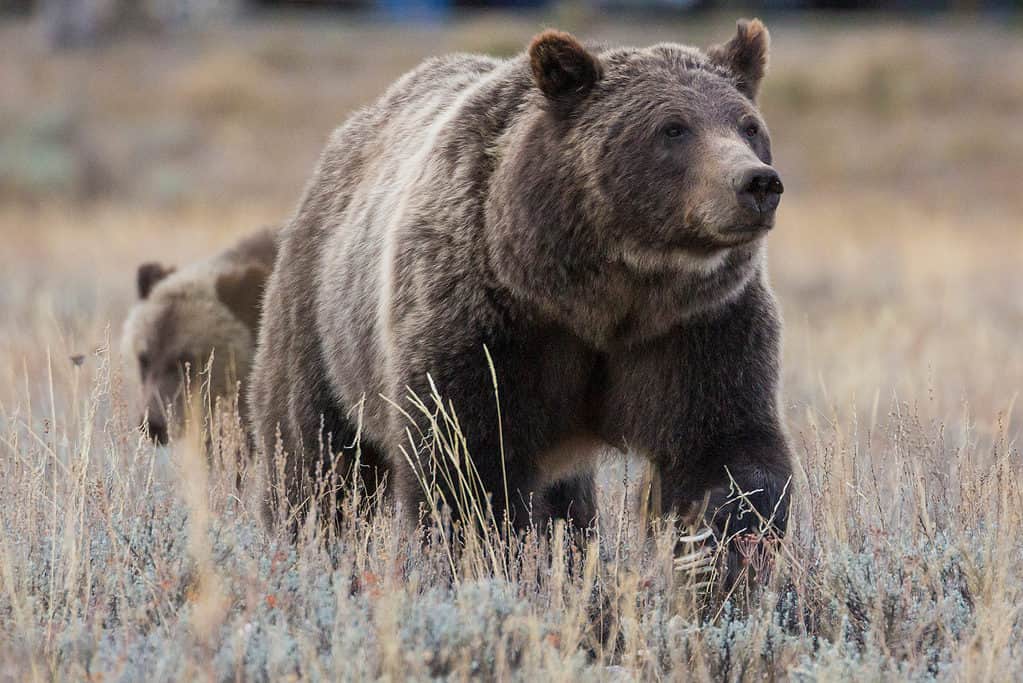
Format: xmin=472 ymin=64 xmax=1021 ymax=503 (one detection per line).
xmin=123 ymin=229 xmax=277 ymax=443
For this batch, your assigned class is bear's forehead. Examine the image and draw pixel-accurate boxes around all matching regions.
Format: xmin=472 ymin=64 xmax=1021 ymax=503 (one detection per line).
xmin=591 ymin=55 xmax=750 ymax=126
xmin=595 ymin=45 xmax=747 ymax=110
xmin=129 ymin=301 xmax=179 ymax=356
xmin=134 ymin=290 xmax=238 ymax=357
xmin=600 ymin=44 xmax=730 ymax=84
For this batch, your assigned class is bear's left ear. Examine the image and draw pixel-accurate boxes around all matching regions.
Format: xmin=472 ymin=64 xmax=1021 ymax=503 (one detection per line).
xmin=707 ymin=19 xmax=770 ymax=101
xmin=529 ymin=30 xmax=602 ymax=113
xmin=215 ymin=263 xmax=270 ymax=332
xmin=137 ymin=262 xmax=174 ymax=299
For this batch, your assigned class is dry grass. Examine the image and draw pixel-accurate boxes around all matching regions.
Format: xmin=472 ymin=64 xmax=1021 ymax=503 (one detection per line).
xmin=1 ymin=12 xmax=1021 ymax=681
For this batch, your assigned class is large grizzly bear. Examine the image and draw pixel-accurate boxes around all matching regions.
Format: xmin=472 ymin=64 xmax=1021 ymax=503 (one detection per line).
xmin=124 ymin=229 xmax=277 ymax=443
xmin=251 ymin=20 xmax=792 ymax=539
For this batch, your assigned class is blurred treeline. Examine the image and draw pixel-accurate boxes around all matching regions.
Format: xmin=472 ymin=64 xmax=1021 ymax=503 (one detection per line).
xmin=3 ymin=0 xmax=1020 ymax=51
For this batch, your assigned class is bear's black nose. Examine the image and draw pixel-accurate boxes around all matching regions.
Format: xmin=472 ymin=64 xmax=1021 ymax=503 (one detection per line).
xmin=736 ymin=167 xmax=784 ymax=214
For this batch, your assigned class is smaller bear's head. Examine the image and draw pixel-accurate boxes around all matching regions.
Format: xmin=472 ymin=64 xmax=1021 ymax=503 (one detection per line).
xmin=122 ymin=259 xmax=268 ymax=444
xmin=491 ymin=20 xmax=782 ymax=284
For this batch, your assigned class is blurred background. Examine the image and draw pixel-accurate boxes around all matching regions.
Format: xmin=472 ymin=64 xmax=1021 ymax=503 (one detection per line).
xmin=1 ymin=1 xmax=1021 ymax=441
xmin=1 ymin=8 xmax=1021 ymax=678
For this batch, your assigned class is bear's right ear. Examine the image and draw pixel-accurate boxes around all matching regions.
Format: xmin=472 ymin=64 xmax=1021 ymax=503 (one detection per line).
xmin=529 ymin=30 xmax=602 ymax=112
xmin=707 ymin=19 xmax=771 ymax=101
xmin=137 ymin=262 xmax=174 ymax=299
xmin=215 ymin=263 xmax=270 ymax=332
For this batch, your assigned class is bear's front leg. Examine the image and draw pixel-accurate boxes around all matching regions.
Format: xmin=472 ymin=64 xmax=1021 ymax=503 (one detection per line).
xmin=600 ymin=282 xmax=793 ymax=580
xmin=655 ymin=430 xmax=792 ymax=591
xmin=657 ymin=428 xmax=792 ymax=541
xmin=388 ymin=326 xmax=597 ymax=537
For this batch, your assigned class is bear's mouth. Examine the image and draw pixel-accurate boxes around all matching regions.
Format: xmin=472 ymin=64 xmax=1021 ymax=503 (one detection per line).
xmin=613 ymin=240 xmax=736 ymax=276
xmin=720 ymin=216 xmax=776 ymax=239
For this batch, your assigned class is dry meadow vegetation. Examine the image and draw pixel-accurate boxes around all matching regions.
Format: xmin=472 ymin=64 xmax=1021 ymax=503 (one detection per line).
xmin=1 ymin=12 xmax=1022 ymax=681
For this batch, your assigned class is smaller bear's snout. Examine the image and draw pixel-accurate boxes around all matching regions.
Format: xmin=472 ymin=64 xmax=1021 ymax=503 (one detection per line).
xmin=734 ymin=167 xmax=784 ymax=216
xmin=141 ymin=414 xmax=169 ymax=445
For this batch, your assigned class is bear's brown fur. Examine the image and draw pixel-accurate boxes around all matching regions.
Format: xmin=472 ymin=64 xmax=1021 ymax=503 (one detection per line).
xmin=250 ymin=20 xmax=792 ymax=539
xmin=124 ymin=228 xmax=277 ymax=443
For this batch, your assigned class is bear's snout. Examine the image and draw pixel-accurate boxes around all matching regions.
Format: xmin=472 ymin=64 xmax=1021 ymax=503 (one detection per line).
xmin=140 ymin=413 xmax=169 ymax=445
xmin=732 ymin=166 xmax=784 ymax=223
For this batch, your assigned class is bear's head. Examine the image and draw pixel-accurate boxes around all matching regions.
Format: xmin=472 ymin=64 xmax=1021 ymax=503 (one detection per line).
xmin=122 ymin=259 xmax=268 ymax=444
xmin=488 ymin=20 xmax=782 ymax=339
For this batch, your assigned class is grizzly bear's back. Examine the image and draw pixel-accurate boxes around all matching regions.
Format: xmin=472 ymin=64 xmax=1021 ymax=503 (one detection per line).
xmin=250 ymin=53 xmax=527 ymax=465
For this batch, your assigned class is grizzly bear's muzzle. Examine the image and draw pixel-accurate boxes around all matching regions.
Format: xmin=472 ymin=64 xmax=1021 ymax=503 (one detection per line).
xmin=140 ymin=412 xmax=169 ymax=445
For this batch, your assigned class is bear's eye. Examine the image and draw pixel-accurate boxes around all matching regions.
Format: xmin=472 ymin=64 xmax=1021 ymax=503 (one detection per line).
xmin=744 ymin=123 xmax=760 ymax=138
xmin=138 ymin=353 xmax=150 ymax=374
xmin=663 ymin=124 xmax=687 ymax=139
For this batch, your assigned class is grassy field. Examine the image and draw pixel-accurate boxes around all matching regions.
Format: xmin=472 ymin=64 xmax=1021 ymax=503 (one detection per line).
xmin=1 ymin=12 xmax=1022 ymax=681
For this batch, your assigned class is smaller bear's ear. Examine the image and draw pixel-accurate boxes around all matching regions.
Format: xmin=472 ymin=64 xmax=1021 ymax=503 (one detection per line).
xmin=529 ymin=30 xmax=602 ymax=112
xmin=137 ymin=262 xmax=174 ymax=299
xmin=215 ymin=263 xmax=269 ymax=332
xmin=707 ymin=18 xmax=770 ymax=101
